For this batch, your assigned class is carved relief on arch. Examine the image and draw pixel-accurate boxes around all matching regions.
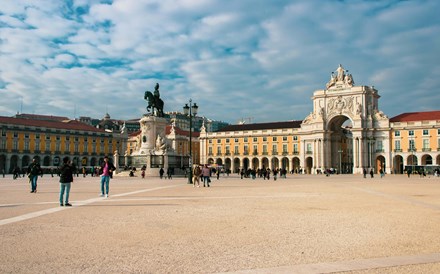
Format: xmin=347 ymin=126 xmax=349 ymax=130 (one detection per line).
xmin=327 ymin=95 xmax=355 ymax=116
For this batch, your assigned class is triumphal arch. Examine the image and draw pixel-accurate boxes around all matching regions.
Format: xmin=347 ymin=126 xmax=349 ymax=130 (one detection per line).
xmin=300 ymin=64 xmax=390 ymax=174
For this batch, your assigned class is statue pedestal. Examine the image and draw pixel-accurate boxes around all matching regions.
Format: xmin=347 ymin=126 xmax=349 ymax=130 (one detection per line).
xmin=136 ymin=115 xmax=168 ymax=155
xmin=129 ymin=115 xmax=174 ymax=176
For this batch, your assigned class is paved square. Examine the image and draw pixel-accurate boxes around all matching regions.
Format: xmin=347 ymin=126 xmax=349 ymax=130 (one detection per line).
xmin=1 ymin=173 xmax=440 ymax=273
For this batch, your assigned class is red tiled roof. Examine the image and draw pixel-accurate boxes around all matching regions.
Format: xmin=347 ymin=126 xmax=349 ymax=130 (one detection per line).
xmin=215 ymin=120 xmax=302 ymax=132
xmin=14 ymin=113 xmax=69 ymax=121
xmin=0 ymin=116 xmax=106 ymax=133
xmin=389 ymin=111 xmax=440 ymax=122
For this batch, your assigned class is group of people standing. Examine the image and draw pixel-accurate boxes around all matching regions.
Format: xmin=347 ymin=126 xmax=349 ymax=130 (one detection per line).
xmin=24 ymin=156 xmax=116 ymax=207
xmin=192 ymin=164 xmax=211 ymax=187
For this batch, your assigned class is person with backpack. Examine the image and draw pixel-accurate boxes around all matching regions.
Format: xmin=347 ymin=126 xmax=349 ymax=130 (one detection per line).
xmin=27 ymin=157 xmax=42 ymax=193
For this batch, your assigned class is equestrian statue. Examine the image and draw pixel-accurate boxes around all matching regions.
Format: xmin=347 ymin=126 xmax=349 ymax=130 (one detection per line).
xmin=144 ymin=83 xmax=164 ymax=117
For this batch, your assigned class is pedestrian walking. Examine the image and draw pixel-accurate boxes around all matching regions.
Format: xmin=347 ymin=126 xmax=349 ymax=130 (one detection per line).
xmin=27 ymin=157 xmax=42 ymax=193
xmin=193 ymin=165 xmax=201 ymax=187
xmin=363 ymin=168 xmax=367 ymax=178
xmin=202 ymin=164 xmax=211 ymax=187
xmin=369 ymin=168 xmax=374 ymax=178
xmin=99 ymin=156 xmax=115 ymax=198
xmin=59 ymin=157 xmax=73 ymax=206
xmin=167 ymin=167 xmax=173 ymax=179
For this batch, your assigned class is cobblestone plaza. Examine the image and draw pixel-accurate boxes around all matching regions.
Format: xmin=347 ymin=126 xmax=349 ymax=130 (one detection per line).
xmin=1 ymin=174 xmax=439 ymax=273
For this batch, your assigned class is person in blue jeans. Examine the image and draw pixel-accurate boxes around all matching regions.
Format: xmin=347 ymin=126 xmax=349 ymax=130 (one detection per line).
xmin=99 ymin=156 xmax=115 ymax=198
xmin=27 ymin=157 xmax=42 ymax=193
xmin=59 ymin=157 xmax=73 ymax=206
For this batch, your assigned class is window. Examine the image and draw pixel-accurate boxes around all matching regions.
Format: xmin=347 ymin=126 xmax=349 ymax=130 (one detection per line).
xmin=226 ymin=138 xmax=230 ymax=143
xmin=438 ymin=129 xmax=440 ymax=135
xmin=376 ymin=140 xmax=383 ymax=151
xmin=253 ymin=137 xmax=258 ymax=142
xmin=408 ymin=130 xmax=414 ymax=136
xmin=244 ymin=145 xmax=248 ymax=154
xmin=13 ymin=132 xmax=18 ymax=138
xmin=56 ymin=136 xmax=60 ymax=141
xmin=283 ymin=136 xmax=287 ymax=141
xmin=225 ymin=146 xmax=230 ymax=154
xmin=293 ymin=136 xmax=298 ymax=141
xmin=24 ymin=141 xmax=29 ymax=150
xmin=35 ymin=141 xmax=40 ymax=151
xmin=13 ymin=140 xmax=18 ymax=150
xmin=65 ymin=142 xmax=70 ymax=151
xmin=74 ymin=137 xmax=79 ymax=142
xmin=208 ymin=147 xmax=213 ymax=155
xmin=244 ymin=137 xmax=248 ymax=142
xmin=56 ymin=143 xmax=60 ymax=152
xmin=409 ymin=139 xmax=415 ymax=151
xmin=283 ymin=144 xmax=288 ymax=153
xmin=394 ymin=131 xmax=400 ymax=137
xmin=75 ymin=143 xmax=79 ymax=153
xmin=217 ymin=139 xmax=221 ymax=143
xmin=234 ymin=146 xmax=239 ymax=154
xmin=66 ymin=136 xmax=70 ymax=141
xmin=0 ymin=139 xmax=5 ymax=150
xmin=272 ymin=137 xmax=277 ymax=141
xmin=262 ymin=137 xmax=267 ymax=142
xmin=84 ymin=142 xmax=88 ymax=153
xmin=272 ymin=144 xmax=277 ymax=154
xmin=262 ymin=145 xmax=267 ymax=153
xmin=253 ymin=145 xmax=258 ymax=154
xmin=293 ymin=144 xmax=298 ymax=153
xmin=423 ymin=130 xmax=429 ymax=136
xmin=306 ymin=143 xmax=312 ymax=153
xmin=423 ymin=139 xmax=429 ymax=149
xmin=395 ymin=140 xmax=401 ymax=150
xmin=209 ymin=140 xmax=212 ymax=144
xmin=25 ymin=133 xmax=29 ymax=139
xmin=36 ymin=134 xmax=40 ymax=139
xmin=234 ymin=138 xmax=239 ymax=142
xmin=1 ymin=129 xmax=6 ymax=137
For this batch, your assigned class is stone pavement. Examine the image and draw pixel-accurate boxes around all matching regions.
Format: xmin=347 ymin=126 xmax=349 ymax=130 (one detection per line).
xmin=0 ymin=173 xmax=440 ymax=273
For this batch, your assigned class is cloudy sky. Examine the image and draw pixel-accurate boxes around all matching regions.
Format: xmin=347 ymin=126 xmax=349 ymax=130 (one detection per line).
xmin=1 ymin=0 xmax=439 ymax=124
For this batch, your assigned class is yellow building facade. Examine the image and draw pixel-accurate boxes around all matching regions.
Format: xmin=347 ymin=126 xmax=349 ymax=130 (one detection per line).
xmin=0 ymin=114 xmax=126 ymax=173
xmin=200 ymin=65 xmax=440 ymax=175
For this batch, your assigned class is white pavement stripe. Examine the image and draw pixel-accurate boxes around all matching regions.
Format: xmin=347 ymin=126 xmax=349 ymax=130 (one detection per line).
xmin=220 ymin=253 xmax=440 ymax=274
xmin=0 ymin=184 xmax=182 ymax=226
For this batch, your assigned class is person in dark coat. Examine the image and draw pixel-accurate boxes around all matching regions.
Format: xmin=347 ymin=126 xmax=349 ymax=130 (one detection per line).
xmin=59 ymin=157 xmax=73 ymax=206
xmin=27 ymin=158 xmax=42 ymax=193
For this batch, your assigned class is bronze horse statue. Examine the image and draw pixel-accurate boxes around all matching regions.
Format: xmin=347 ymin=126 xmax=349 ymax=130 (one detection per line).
xmin=144 ymin=89 xmax=164 ymax=117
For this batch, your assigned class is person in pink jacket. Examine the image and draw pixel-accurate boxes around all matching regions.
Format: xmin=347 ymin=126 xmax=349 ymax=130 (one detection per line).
xmin=201 ymin=164 xmax=211 ymax=187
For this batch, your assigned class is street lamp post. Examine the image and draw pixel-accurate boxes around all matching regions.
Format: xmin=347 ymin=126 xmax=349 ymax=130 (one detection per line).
xmin=183 ymin=100 xmax=198 ymax=184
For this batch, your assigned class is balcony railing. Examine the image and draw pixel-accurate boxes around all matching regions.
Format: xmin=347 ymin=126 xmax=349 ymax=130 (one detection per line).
xmin=262 ymin=151 xmax=268 ymax=155
xmin=272 ymin=151 xmax=278 ymax=156
xmin=252 ymin=151 xmax=258 ymax=155
xmin=306 ymin=150 xmax=313 ymax=154
xmin=282 ymin=152 xmax=288 ymax=156
xmin=408 ymin=148 xmax=417 ymax=152
xmin=394 ymin=149 xmax=402 ymax=152
xmin=243 ymin=151 xmax=249 ymax=155
xmin=293 ymin=151 xmax=299 ymax=155
xmin=422 ymin=148 xmax=431 ymax=152
xmin=225 ymin=152 xmax=231 ymax=156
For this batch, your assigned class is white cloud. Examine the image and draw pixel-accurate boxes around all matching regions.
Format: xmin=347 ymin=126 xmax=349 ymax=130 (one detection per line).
xmin=0 ymin=0 xmax=439 ymax=123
